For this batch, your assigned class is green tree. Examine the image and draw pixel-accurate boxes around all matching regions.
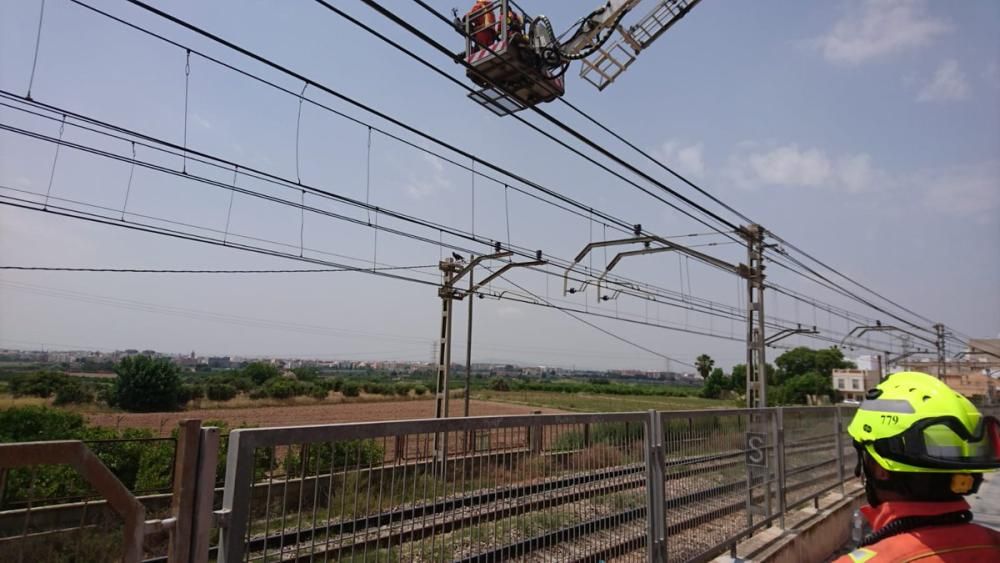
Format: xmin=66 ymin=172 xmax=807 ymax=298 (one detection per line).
xmin=695 ymin=354 xmax=715 ymax=380
xmin=10 ymin=370 xmax=69 ymax=398
xmin=206 ymin=383 xmax=237 ymax=401
xmin=53 ymin=379 xmax=92 ymax=405
xmin=341 ymin=381 xmax=361 ymax=397
xmin=291 ymin=366 xmax=319 ymax=382
xmin=242 ymin=362 xmax=281 ymax=385
xmin=700 ymin=367 xmax=728 ymax=399
xmin=112 ymin=355 xmax=182 ymax=412
xmin=774 ymin=371 xmax=835 ymax=405
xmin=774 ymin=346 xmax=854 ymax=385
xmin=262 ymin=377 xmax=299 ymax=399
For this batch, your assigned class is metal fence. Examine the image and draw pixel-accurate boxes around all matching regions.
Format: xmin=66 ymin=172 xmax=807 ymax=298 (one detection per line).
xmin=217 ymin=412 xmax=652 ymax=562
xmin=215 ymin=407 xmax=860 ymax=563
xmin=0 ymin=420 xmax=217 ymax=563
xmin=0 ymin=408 xmax=865 ymax=562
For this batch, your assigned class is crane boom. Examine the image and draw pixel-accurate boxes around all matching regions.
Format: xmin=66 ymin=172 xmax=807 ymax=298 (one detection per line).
xmin=458 ymin=0 xmax=702 ymax=115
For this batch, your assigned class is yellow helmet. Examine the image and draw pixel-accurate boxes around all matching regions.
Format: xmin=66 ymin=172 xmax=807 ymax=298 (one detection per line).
xmin=847 ymin=371 xmax=1000 ymax=473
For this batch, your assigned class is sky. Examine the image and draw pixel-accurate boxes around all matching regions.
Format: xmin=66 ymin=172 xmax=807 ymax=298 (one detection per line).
xmin=0 ymin=0 xmax=997 ymax=372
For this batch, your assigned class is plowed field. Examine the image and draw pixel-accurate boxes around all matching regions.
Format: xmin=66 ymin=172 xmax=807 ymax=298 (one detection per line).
xmin=86 ymin=399 xmax=563 ymax=435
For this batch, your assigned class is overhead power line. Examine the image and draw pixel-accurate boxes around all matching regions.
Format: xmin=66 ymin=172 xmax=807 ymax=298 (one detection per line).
xmin=113 ymin=0 xmax=744 ymax=254
xmin=3 ymin=2 xmax=932 ymax=356
xmin=1 ymin=96 xmax=907 ymax=356
xmin=0 ymin=265 xmax=435 ymax=274
xmin=380 ymin=0 xmax=964 ymax=342
xmin=1 ymin=93 xmax=754 ymax=331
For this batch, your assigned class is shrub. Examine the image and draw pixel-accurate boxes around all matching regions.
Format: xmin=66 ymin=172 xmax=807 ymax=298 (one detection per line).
xmin=328 ymin=378 xmax=344 ymax=392
xmin=341 ymin=381 xmax=361 ymax=397
xmin=177 ymin=384 xmax=205 ymax=404
xmin=53 ymin=380 xmax=93 ymax=405
xmin=413 ymin=384 xmax=428 ymax=396
xmin=242 ymin=362 xmax=281 ymax=385
xmin=488 ymin=378 xmax=510 ymax=391
xmin=0 ymin=407 xmax=173 ymax=503
xmin=0 ymin=406 xmax=86 ymax=442
xmin=309 ymin=386 xmax=328 ymax=400
xmin=261 ymin=377 xmax=303 ymax=399
xmin=112 ymin=355 xmax=182 ymax=412
xmin=394 ymin=382 xmax=412 ymax=396
xmin=206 ymin=383 xmax=237 ymax=402
xmin=292 ymin=366 xmax=319 ymax=382
xmin=10 ymin=370 xmax=68 ymax=398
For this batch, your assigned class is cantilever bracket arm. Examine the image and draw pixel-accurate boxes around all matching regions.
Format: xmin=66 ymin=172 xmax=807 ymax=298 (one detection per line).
xmin=452 ymin=250 xmax=513 ymax=285
xmin=840 ymin=324 xmax=936 ymax=349
xmin=563 ymin=235 xmax=654 ymax=295
xmin=596 ymin=245 xmax=675 ymax=302
xmin=887 ymin=348 xmax=931 ymax=365
xmin=563 ymin=232 xmax=742 ymax=296
xmin=765 ymin=324 xmax=819 ymax=346
xmin=649 ymin=235 xmax=741 ymax=276
xmin=473 ymin=259 xmax=547 ymax=293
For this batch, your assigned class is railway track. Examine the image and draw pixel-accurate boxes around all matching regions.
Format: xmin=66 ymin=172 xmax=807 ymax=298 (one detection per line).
xmin=213 ymin=438 xmax=845 ymax=562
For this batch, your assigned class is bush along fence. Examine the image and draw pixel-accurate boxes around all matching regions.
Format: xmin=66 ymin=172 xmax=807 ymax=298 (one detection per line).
xmin=0 ymin=406 xmax=866 ymax=563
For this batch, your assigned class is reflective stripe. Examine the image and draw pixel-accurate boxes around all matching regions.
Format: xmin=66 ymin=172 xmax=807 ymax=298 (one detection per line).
xmin=859 ymin=399 xmax=915 ymax=414
xmin=847 ymin=548 xmax=877 ymax=562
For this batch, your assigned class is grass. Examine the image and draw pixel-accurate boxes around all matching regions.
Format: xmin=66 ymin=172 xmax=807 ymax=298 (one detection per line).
xmin=0 ymin=393 xmax=49 ymax=409
xmin=471 ymin=390 xmax=733 ymax=412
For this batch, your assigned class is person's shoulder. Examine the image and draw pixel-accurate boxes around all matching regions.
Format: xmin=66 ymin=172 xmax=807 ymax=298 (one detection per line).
xmin=833 ymin=525 xmax=1000 ymax=562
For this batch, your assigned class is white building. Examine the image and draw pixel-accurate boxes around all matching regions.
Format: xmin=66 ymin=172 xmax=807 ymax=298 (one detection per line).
xmin=833 ymin=369 xmax=880 ymax=402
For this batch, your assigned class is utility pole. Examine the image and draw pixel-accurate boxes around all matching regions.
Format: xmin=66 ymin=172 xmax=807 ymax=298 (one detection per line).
xmin=433 ymin=258 xmax=462 ymax=422
xmin=934 ymin=323 xmax=946 ymax=379
xmin=432 ymin=247 xmax=545 ymax=476
xmin=433 ymin=247 xmax=546 ymax=421
xmin=739 ymin=223 xmax=772 ymax=527
xmin=742 ymin=224 xmax=767 ymax=409
xmin=464 ymin=254 xmax=474 ymax=418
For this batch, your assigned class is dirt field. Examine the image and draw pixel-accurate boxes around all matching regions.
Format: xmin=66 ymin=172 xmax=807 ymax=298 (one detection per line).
xmin=86 ymin=399 xmax=564 ymax=435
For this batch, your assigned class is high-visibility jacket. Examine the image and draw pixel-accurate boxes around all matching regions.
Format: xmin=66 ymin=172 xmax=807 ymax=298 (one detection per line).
xmin=835 ymin=499 xmax=1000 ymax=562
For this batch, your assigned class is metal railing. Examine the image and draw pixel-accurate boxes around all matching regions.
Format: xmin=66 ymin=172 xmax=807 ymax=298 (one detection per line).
xmin=0 ymin=407 xmax=865 ymax=562
xmin=214 ymin=407 xmax=861 ymax=563
xmin=0 ymin=420 xmax=217 ymax=563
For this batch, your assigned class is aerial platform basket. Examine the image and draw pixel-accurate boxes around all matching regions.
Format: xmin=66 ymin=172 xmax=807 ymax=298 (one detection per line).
xmin=462 ymin=0 xmax=565 ymax=115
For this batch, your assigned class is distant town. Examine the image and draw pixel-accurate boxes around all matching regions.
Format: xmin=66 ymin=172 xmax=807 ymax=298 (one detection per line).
xmin=0 ymin=347 xmax=706 ymax=386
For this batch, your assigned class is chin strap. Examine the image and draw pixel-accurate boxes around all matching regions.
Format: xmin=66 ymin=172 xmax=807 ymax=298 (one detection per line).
xmin=859 ymin=510 xmax=972 ymax=547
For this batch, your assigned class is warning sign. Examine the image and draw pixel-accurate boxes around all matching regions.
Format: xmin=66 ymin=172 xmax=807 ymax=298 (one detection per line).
xmin=746 ymin=432 xmax=767 ymax=467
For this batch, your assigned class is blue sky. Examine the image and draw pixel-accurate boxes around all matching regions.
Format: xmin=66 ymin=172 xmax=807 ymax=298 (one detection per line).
xmin=0 ymin=0 xmax=997 ymax=371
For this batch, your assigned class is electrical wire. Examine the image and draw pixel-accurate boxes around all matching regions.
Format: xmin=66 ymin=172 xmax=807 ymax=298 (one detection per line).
xmin=1 ymin=94 xmax=753 ymax=330
xmin=332 ymin=0 xmax=744 ymax=241
xmin=115 ymin=0 xmax=746 ymax=269
xmin=401 ymin=0 xmax=964 ymax=342
xmin=0 ymin=265 xmax=435 ymax=274
xmin=12 ymin=1 xmax=949 ymax=358
xmin=0 ymin=99 xmax=908 ymax=354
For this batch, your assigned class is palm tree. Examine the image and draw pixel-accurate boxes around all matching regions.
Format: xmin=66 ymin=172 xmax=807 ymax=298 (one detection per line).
xmin=695 ymin=354 xmax=715 ymax=380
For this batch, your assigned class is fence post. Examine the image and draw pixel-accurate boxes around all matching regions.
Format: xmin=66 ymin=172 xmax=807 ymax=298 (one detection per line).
xmin=834 ymin=407 xmax=846 ymax=497
xmin=218 ymin=430 xmax=255 ymax=563
xmin=645 ymin=410 xmax=667 ymax=563
xmin=529 ymin=411 xmax=543 ymax=453
xmin=190 ymin=426 xmax=220 ymax=563
xmin=773 ymin=408 xmax=786 ymax=530
xmin=168 ymin=419 xmax=201 ymax=563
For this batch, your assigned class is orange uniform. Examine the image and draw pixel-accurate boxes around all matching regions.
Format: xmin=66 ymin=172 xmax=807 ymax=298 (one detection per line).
xmin=835 ymin=499 xmax=1000 ymax=562
xmin=466 ymin=0 xmax=496 ymax=50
